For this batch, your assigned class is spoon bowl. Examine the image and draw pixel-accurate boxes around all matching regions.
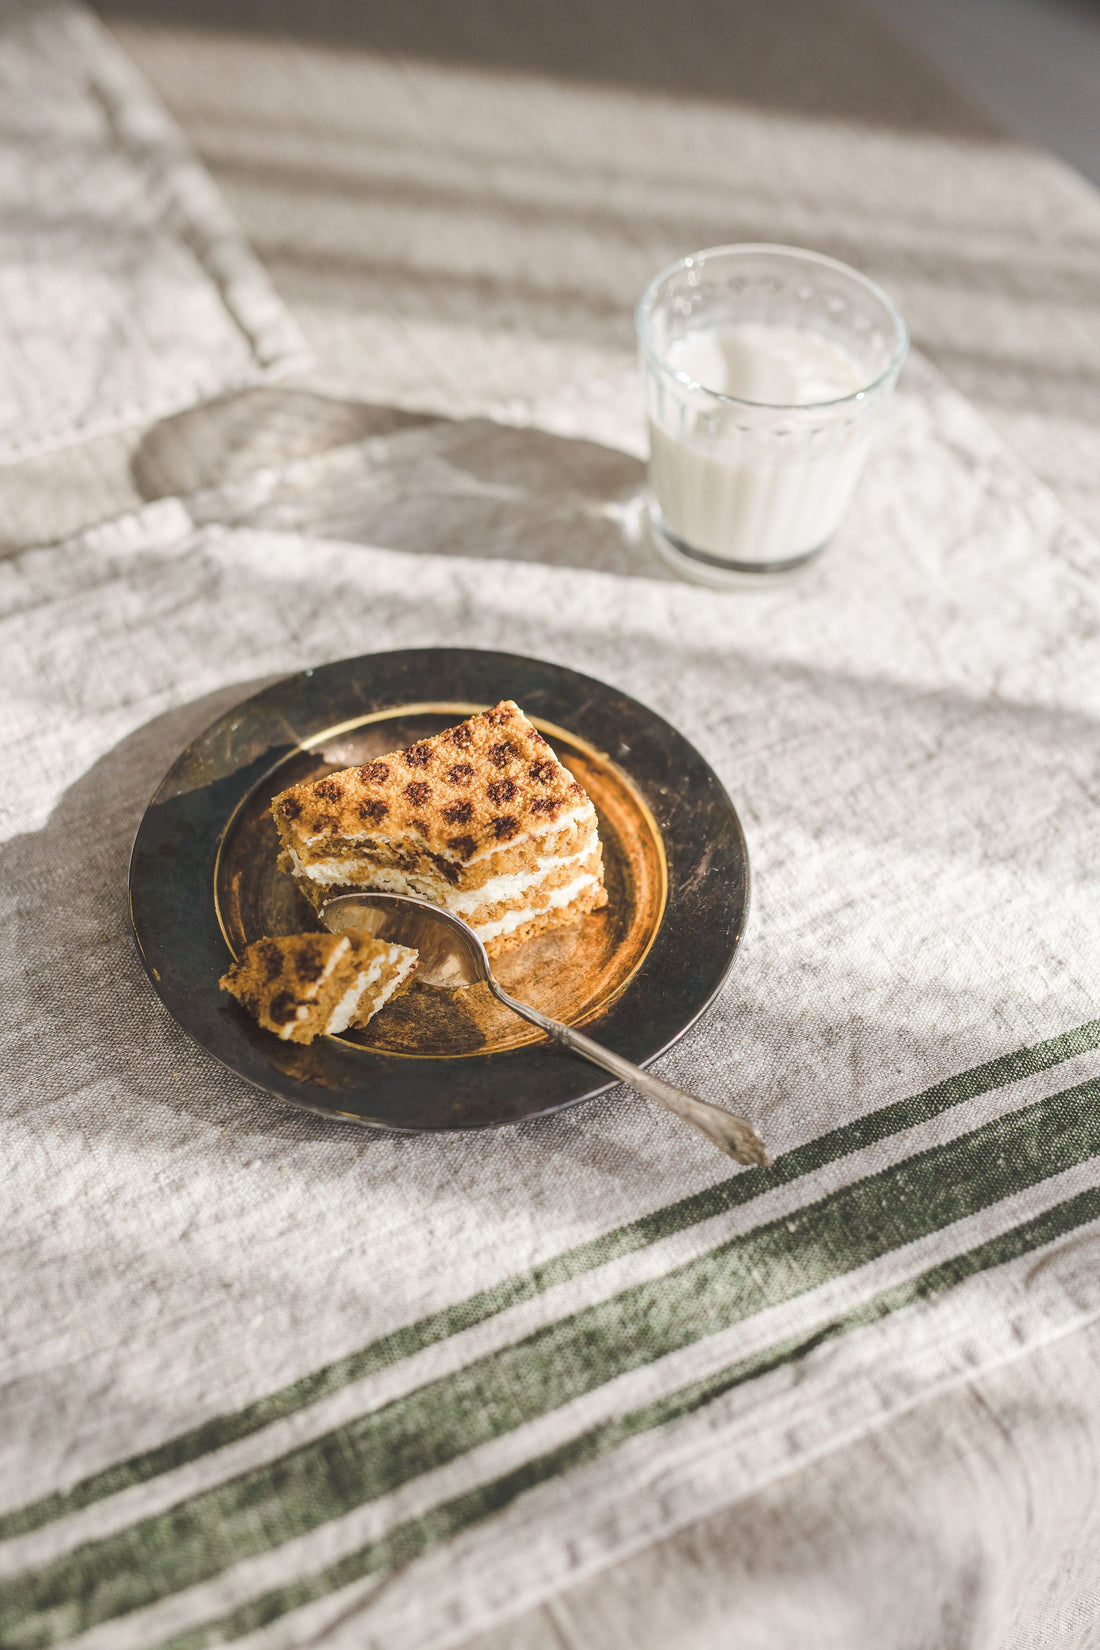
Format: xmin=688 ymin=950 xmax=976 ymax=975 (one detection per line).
xmin=323 ymin=889 xmax=491 ymax=989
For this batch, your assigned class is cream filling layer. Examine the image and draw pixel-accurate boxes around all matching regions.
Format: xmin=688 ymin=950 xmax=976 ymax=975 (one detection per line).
xmin=292 ymin=817 xmax=596 ymax=894
xmin=477 ymin=871 xmax=601 ymax=944
xmin=293 ymin=841 xmax=596 ymax=922
xmin=323 ymin=960 xmax=383 ymax=1036
xmin=293 ymin=855 xmax=447 ymax=895
xmin=450 ymin=845 xmax=594 ymax=917
xmin=323 ymin=944 xmax=417 ymax=1035
xmin=297 ymin=800 xmax=594 ymax=863
xmin=372 ymin=947 xmax=419 ymax=1015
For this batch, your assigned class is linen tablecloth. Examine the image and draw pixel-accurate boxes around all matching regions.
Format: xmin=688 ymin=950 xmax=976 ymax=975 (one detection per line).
xmin=0 ymin=0 xmax=307 ymax=467
xmin=3 ymin=338 xmax=1100 ymax=1649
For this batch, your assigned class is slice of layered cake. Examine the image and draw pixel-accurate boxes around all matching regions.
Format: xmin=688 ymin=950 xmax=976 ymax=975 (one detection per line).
xmin=220 ymin=932 xmax=418 ymax=1044
xmin=272 ymin=701 xmax=608 ymax=955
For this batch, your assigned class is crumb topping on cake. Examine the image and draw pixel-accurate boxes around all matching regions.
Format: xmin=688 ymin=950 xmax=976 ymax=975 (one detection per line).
xmin=219 ymin=933 xmax=345 ymax=1032
xmin=272 ymin=701 xmax=588 ymax=861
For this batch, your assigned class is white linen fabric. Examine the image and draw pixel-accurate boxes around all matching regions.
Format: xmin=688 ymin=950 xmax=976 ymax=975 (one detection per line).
xmin=2 ymin=357 xmax=1100 ymax=1650
xmin=0 ymin=0 xmax=308 ymax=466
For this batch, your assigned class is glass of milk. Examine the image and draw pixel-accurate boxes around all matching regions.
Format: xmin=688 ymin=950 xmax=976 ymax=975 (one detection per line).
xmin=637 ymin=244 xmax=908 ymax=582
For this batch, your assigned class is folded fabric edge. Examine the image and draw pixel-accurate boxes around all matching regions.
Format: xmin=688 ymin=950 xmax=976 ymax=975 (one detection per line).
xmin=0 ymin=1 xmax=312 ymax=470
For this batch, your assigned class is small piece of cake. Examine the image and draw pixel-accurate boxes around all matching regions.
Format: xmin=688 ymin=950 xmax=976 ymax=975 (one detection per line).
xmin=271 ymin=701 xmax=608 ymax=955
xmin=220 ymin=932 xmax=418 ymax=1044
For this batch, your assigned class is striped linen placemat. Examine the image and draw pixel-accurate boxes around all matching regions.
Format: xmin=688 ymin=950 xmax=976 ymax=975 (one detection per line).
xmin=0 ymin=0 xmax=308 ymax=465
xmin=3 ymin=347 xmax=1100 ymax=1649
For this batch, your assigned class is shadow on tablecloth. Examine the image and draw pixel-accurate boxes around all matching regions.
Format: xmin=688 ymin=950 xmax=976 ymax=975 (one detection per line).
xmin=3 ymin=681 xmax=655 ymax=1176
xmin=131 ymin=388 xmax=665 ymax=581
xmin=94 ymin=0 xmax=1005 ymax=139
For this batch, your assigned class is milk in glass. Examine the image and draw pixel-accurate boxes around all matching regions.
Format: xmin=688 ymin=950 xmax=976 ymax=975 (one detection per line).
xmin=648 ymin=323 xmax=869 ymax=568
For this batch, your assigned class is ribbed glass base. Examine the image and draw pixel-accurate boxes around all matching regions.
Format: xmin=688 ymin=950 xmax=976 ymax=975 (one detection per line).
xmin=647 ymin=508 xmax=828 ymax=588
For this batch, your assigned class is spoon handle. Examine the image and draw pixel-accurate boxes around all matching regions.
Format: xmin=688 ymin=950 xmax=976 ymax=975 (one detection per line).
xmin=487 ymin=982 xmax=768 ymax=1166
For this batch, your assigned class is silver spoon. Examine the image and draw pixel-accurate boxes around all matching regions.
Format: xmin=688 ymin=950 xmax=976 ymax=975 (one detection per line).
xmin=321 ymin=891 xmax=768 ymax=1166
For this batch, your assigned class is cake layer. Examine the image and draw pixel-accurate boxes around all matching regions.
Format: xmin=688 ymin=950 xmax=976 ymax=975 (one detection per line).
xmin=301 ymin=857 xmax=608 ymax=957
xmin=272 ymin=701 xmax=593 ymax=869
xmin=477 ymin=868 xmax=606 ymax=946
xmin=274 ymin=700 xmax=608 ymax=959
xmin=289 ymin=813 xmax=599 ymax=898
xmin=456 ymin=845 xmax=604 ymax=932
xmin=284 ymin=803 xmax=596 ymax=900
xmin=484 ymin=880 xmax=608 ymax=954
xmin=325 ymin=967 xmax=375 ymax=1035
xmin=219 ymin=933 xmax=417 ymax=1043
xmin=342 ymin=945 xmax=418 ymax=1031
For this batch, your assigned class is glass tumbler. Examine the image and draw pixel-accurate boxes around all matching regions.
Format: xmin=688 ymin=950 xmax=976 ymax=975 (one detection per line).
xmin=636 ymin=244 xmax=908 ymax=582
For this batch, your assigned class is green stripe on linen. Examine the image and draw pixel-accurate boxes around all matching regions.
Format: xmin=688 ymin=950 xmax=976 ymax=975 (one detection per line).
xmin=149 ymin=1180 xmax=1100 ymax=1650
xmin=3 ymin=1072 xmax=1099 ymax=1650
xmin=2 ymin=1016 xmax=1096 ymax=1547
